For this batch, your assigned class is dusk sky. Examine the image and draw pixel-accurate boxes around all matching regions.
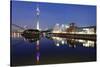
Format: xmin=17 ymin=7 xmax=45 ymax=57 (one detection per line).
xmin=11 ymin=1 xmax=96 ymax=30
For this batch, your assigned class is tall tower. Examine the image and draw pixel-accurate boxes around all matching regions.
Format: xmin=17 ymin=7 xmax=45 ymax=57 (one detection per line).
xmin=36 ymin=4 xmax=40 ymax=30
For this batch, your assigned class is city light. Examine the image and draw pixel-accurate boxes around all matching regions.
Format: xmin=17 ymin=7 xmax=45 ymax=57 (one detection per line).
xmin=52 ymin=23 xmax=96 ymax=34
xmin=83 ymin=41 xmax=95 ymax=47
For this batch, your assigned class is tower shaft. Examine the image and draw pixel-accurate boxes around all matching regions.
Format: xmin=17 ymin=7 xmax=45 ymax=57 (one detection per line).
xmin=36 ymin=4 xmax=40 ymax=30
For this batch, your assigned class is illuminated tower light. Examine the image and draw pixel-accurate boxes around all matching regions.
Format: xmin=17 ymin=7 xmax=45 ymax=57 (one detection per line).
xmin=36 ymin=4 xmax=40 ymax=30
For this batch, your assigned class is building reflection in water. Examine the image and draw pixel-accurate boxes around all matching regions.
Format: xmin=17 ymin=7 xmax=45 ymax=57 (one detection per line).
xmin=11 ymin=32 xmax=22 ymax=38
xmin=51 ymin=36 xmax=95 ymax=48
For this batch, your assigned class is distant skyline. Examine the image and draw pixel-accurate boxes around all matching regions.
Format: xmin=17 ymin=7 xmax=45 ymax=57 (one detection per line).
xmin=11 ymin=1 xmax=96 ymax=30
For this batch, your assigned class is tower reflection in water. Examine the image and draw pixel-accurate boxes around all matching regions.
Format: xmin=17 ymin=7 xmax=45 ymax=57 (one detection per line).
xmin=51 ymin=36 xmax=95 ymax=48
xmin=23 ymin=36 xmax=40 ymax=64
xmin=36 ymin=40 xmax=40 ymax=64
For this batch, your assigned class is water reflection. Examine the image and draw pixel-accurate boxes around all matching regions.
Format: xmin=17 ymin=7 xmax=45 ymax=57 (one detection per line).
xmin=36 ymin=40 xmax=40 ymax=64
xmin=47 ymin=36 xmax=95 ymax=48
xmin=22 ymin=34 xmax=40 ymax=43
xmin=22 ymin=35 xmax=40 ymax=64
xmin=12 ymin=33 xmax=96 ymax=48
xmin=11 ymin=33 xmax=96 ymax=66
xmin=23 ymin=34 xmax=95 ymax=65
xmin=23 ymin=37 xmax=40 ymax=43
xmin=11 ymin=32 xmax=22 ymax=38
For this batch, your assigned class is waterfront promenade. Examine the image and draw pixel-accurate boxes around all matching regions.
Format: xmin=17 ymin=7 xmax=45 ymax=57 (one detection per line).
xmin=49 ymin=33 xmax=96 ymax=41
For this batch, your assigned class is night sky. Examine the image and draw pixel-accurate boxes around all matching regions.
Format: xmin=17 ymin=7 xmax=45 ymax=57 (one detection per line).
xmin=11 ymin=0 xmax=96 ymax=30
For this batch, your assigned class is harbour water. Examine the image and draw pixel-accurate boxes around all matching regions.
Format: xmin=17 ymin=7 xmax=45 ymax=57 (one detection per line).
xmin=11 ymin=34 xmax=96 ymax=66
